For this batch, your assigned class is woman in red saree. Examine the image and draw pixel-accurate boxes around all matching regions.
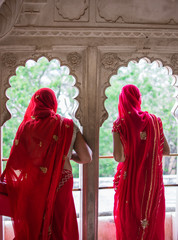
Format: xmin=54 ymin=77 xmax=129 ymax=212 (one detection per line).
xmin=112 ymin=84 xmax=170 ymax=240
xmin=1 ymin=88 xmax=92 ymax=240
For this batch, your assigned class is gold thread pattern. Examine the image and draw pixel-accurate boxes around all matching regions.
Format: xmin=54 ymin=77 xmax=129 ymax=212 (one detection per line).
xmin=141 ymin=219 xmax=149 ymax=229
xmin=31 ymin=116 xmax=35 ymax=119
xmin=145 ymin=116 xmax=156 ymax=219
xmin=140 ymin=131 xmax=147 ymax=140
xmin=40 ymin=167 xmax=48 ymax=174
xmin=39 ymin=141 xmax=42 ymax=147
xmin=35 ymin=95 xmax=39 ymax=98
xmin=15 ymin=139 xmax=19 ymax=146
xmin=148 ymin=117 xmax=159 ymax=218
xmin=141 ymin=171 xmax=147 ymax=221
xmin=48 ymin=225 xmax=52 ymax=236
xmin=123 ymin=171 xmax=127 ymax=179
xmin=141 ymin=116 xmax=157 ymax=239
xmin=65 ymin=124 xmax=70 ymax=128
xmin=53 ymin=135 xmax=58 ymax=141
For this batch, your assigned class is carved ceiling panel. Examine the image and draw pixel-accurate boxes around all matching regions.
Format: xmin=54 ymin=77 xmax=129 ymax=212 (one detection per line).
xmin=16 ymin=0 xmax=47 ymax=26
xmin=1 ymin=0 xmax=178 ymax=29
xmin=54 ymin=0 xmax=89 ymax=22
xmin=96 ymin=0 xmax=178 ymax=24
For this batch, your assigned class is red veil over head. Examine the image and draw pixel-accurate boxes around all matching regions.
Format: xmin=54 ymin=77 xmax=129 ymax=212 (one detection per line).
xmin=113 ymin=85 xmax=165 ymax=240
xmin=1 ymin=88 xmax=74 ymax=240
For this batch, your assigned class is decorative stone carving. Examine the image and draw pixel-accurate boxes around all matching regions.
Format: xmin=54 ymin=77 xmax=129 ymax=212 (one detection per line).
xmin=55 ymin=0 xmax=88 ymax=21
xmin=97 ymin=0 xmax=125 ymax=23
xmin=0 ymin=77 xmax=11 ymax=126
xmin=31 ymin=53 xmax=53 ymax=62
xmin=67 ymin=52 xmax=81 ymax=69
xmin=101 ymin=53 xmax=123 ymax=71
xmin=2 ymin=52 xmax=17 ymax=67
xmin=167 ymin=19 xmax=177 ymax=25
xmin=0 ymin=0 xmax=24 ymax=38
xmin=169 ymin=53 xmax=178 ymax=76
xmin=16 ymin=1 xmax=47 ymax=26
xmin=99 ymin=53 xmax=178 ymax=127
xmin=171 ymin=54 xmax=178 ymax=68
xmin=97 ymin=0 xmax=178 ymax=24
xmin=8 ymin=28 xmax=178 ymax=39
xmin=0 ymin=51 xmax=84 ymax=127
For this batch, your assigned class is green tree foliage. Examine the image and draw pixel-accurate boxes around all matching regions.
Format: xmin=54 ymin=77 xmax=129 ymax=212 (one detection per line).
xmin=99 ymin=59 xmax=177 ymax=177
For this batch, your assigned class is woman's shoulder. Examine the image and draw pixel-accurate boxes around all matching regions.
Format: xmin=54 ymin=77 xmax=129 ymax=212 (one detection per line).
xmin=56 ymin=115 xmax=73 ymax=126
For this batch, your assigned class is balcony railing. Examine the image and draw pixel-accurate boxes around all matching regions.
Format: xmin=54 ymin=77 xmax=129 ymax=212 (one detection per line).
xmin=1 ymin=154 xmax=178 ymax=216
xmin=2 ymin=153 xmax=178 ymax=190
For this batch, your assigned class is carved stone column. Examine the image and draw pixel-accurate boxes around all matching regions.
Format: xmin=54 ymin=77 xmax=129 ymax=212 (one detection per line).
xmin=82 ymin=46 xmax=99 ymax=240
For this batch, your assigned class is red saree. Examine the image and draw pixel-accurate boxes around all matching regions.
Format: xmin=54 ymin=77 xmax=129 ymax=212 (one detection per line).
xmin=113 ymin=85 xmax=165 ymax=240
xmin=52 ymin=169 xmax=79 ymax=240
xmin=1 ymin=88 xmax=76 ymax=240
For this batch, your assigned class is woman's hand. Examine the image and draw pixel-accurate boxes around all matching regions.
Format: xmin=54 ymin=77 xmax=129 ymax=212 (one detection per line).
xmin=71 ymin=132 xmax=92 ymax=164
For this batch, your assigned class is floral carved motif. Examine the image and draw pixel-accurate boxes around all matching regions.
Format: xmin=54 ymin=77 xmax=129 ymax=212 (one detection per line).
xmin=2 ymin=53 xmax=17 ymax=68
xmin=101 ymin=53 xmax=123 ymax=71
xmin=55 ymin=0 xmax=88 ymax=20
xmin=67 ymin=52 xmax=81 ymax=69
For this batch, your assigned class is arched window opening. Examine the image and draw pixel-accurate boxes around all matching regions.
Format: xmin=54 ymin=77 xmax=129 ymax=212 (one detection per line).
xmin=1 ymin=57 xmax=81 ymax=239
xmin=98 ymin=58 xmax=177 ymax=240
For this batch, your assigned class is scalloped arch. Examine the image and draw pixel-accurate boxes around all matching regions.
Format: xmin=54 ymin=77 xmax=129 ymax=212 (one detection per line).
xmin=1 ymin=54 xmax=82 ymax=126
xmin=100 ymin=55 xmax=178 ymax=126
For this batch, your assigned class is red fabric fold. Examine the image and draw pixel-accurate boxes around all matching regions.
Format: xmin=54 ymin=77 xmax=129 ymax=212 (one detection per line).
xmin=113 ymin=85 xmax=165 ymax=240
xmin=51 ymin=169 xmax=79 ymax=240
xmin=1 ymin=88 xmax=74 ymax=240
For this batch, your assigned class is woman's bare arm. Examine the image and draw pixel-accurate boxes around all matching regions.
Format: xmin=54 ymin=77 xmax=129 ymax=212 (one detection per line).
xmin=71 ymin=132 xmax=92 ymax=164
xmin=163 ymin=135 xmax=170 ymax=155
xmin=113 ymin=132 xmax=125 ymax=162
